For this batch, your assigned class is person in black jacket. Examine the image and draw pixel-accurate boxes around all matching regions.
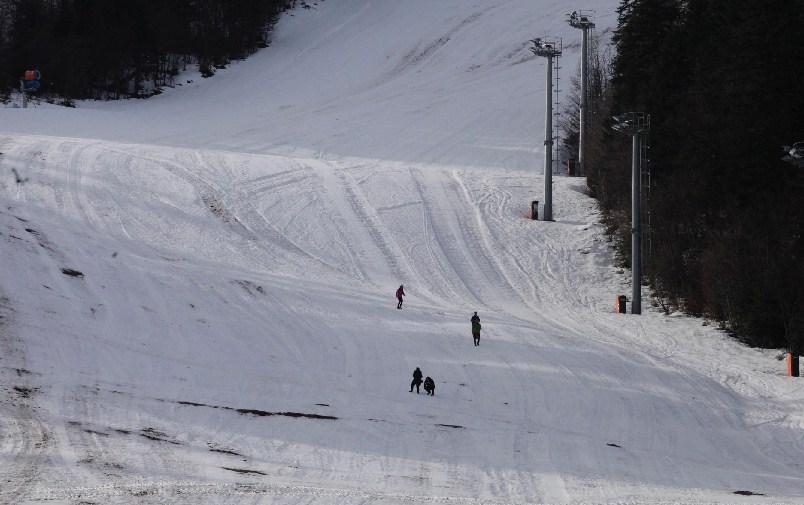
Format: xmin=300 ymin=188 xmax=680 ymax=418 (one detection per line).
xmin=410 ymin=367 xmax=423 ymax=393
xmin=471 ymin=312 xmax=481 ymax=346
xmin=423 ymin=376 xmax=435 ymax=396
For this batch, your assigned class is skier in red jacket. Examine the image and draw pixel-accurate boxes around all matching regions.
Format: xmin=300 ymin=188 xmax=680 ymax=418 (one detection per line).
xmin=396 ymin=284 xmax=405 ymax=309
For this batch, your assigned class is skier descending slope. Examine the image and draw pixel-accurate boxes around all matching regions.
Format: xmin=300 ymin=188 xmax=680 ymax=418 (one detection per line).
xmin=396 ymin=284 xmax=405 ymax=309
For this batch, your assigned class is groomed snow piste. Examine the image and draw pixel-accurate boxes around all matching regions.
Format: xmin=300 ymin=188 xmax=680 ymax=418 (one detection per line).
xmin=1 ymin=1 xmax=804 ymax=504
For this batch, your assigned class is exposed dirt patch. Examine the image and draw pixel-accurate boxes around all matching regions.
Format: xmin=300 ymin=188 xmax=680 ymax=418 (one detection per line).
xmin=169 ymin=397 xmax=338 ymax=420
xmin=22 ymin=227 xmax=58 ymax=253
xmin=13 ymin=386 xmax=37 ymax=398
xmin=201 ymin=194 xmax=240 ymax=225
xmin=208 ymin=445 xmax=242 ymax=457
xmin=177 ymin=400 xmax=214 ymax=408
xmin=140 ymin=427 xmax=181 ymax=445
xmin=236 ymin=408 xmax=337 ymax=420
xmin=61 ymin=268 xmax=84 ymax=278
xmin=222 ymin=466 xmax=266 ymax=476
xmin=83 ymin=429 xmax=110 ymax=437
xmin=11 ymin=168 xmax=28 ymax=184
xmin=234 ymin=279 xmax=266 ymax=296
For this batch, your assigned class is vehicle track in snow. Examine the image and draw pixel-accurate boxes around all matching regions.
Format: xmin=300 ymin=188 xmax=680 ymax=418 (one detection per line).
xmin=67 ymin=140 xmax=102 ymax=229
xmin=331 ymin=162 xmax=421 ymax=288
xmin=93 ymin=144 xmax=349 ymax=279
xmin=0 ymin=285 xmax=49 ymax=505
xmin=25 ymin=479 xmax=570 ymax=504
xmin=451 ymin=170 xmax=542 ymax=311
xmin=407 ymin=168 xmax=479 ymax=305
xmin=407 ymin=167 xmax=510 ymax=311
xmin=0 ymin=401 xmax=49 ymax=505
xmin=309 ymin=159 xmax=401 ymax=284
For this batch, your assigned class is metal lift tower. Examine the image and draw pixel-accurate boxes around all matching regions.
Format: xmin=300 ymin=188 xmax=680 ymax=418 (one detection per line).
xmin=568 ymin=11 xmax=595 ymax=177
xmin=530 ymin=37 xmax=562 ymax=221
xmin=612 ymin=112 xmax=650 ymax=315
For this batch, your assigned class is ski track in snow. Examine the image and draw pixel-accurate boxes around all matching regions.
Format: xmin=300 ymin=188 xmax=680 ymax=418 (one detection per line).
xmin=2 ymin=134 xmax=804 ymax=504
xmin=0 ymin=289 xmax=49 ymax=505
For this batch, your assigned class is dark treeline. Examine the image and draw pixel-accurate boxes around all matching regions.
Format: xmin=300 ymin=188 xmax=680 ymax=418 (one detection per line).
xmin=0 ymin=0 xmax=309 ymax=100
xmin=580 ymin=0 xmax=804 ymax=351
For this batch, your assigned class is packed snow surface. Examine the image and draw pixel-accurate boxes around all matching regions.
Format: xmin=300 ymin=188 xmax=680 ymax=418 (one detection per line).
xmin=1 ymin=1 xmax=804 ymax=504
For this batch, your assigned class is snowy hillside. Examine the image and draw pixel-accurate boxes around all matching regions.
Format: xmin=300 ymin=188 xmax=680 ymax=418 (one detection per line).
xmin=2 ymin=1 xmax=804 ymax=504
xmin=1 ymin=0 xmax=618 ymax=169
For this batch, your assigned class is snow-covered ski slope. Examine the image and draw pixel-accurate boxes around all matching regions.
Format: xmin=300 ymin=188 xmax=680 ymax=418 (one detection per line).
xmin=1 ymin=0 xmax=610 ymax=168
xmin=1 ymin=1 xmax=804 ymax=504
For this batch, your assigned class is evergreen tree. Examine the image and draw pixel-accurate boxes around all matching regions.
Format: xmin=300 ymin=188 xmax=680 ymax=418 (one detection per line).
xmin=0 ymin=0 xmax=294 ymax=99
xmin=585 ymin=0 xmax=804 ymax=349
